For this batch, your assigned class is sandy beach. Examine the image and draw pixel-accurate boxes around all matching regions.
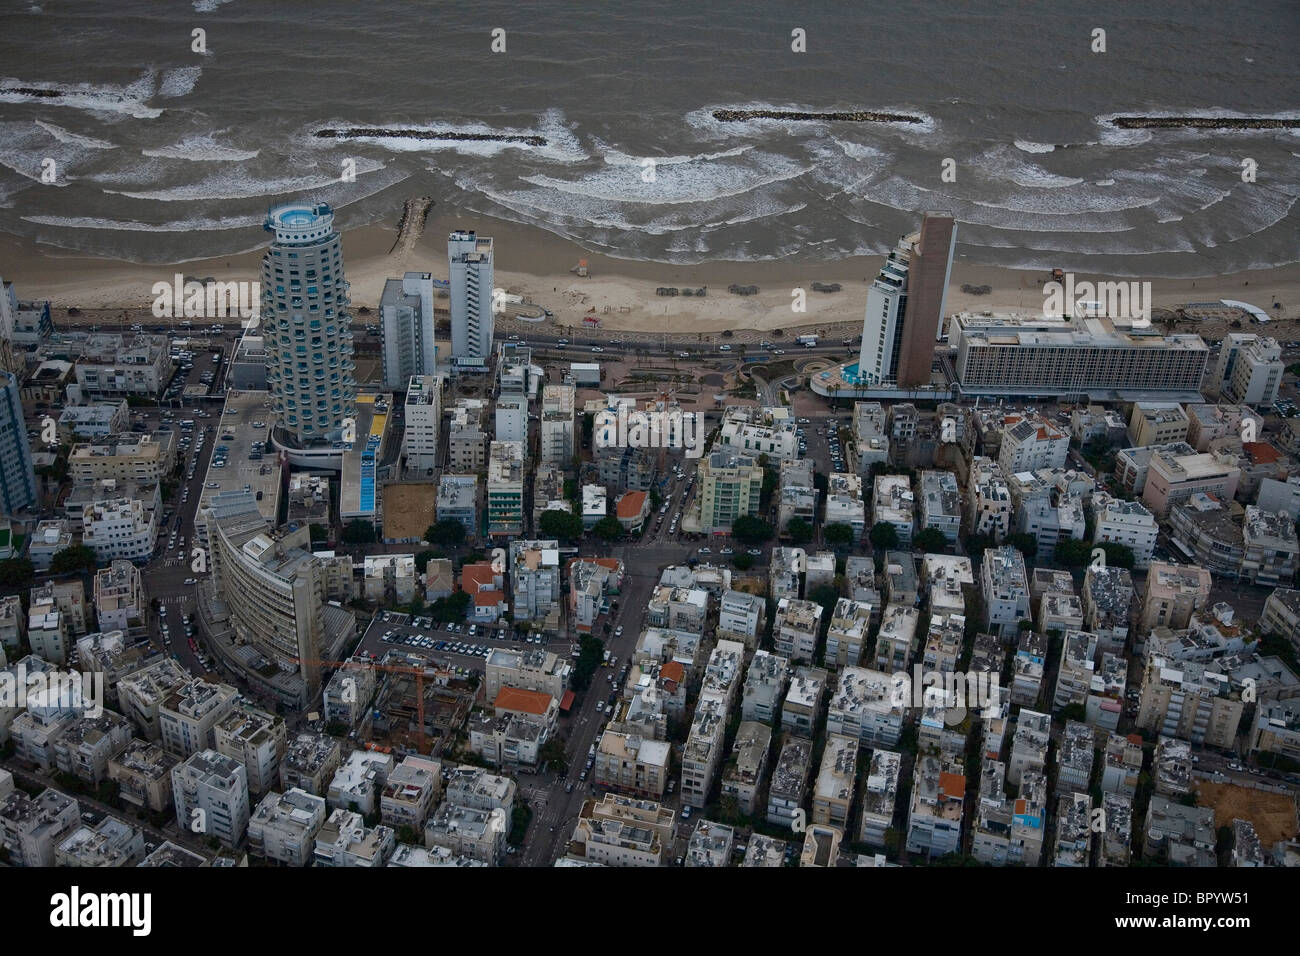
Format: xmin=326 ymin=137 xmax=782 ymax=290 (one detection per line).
xmin=4 ymin=207 xmax=1300 ymax=335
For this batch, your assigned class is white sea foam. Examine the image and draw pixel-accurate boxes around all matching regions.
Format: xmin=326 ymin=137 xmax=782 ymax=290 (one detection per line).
xmin=1014 ymin=139 xmax=1056 ymax=154
xmin=0 ymin=73 xmax=162 ymax=119
xmin=143 ymin=133 xmax=258 ymax=162
xmin=159 ymin=66 xmax=202 ymax=98
xmin=23 ymin=213 xmax=261 ymax=231
xmin=103 ymin=158 xmax=389 ymax=201
xmin=34 ymin=120 xmax=116 ymax=150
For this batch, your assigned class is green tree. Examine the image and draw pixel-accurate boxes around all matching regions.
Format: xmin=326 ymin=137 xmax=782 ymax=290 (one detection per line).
xmin=592 ymin=515 xmax=625 ymax=541
xmin=539 ymin=507 xmax=585 ymax=541
xmin=869 ymin=522 xmax=899 ymax=550
xmin=1098 ymin=541 xmax=1136 ymax=570
xmin=1053 ymin=539 xmax=1093 ymax=567
xmin=823 ymin=522 xmax=855 ymax=548
xmin=731 ymin=553 xmax=754 ymax=571
xmin=341 ymin=519 xmax=377 ymax=545
xmin=429 ymin=590 xmax=471 ymax=623
xmin=785 ymin=517 xmax=813 ymax=545
xmin=913 ymin=527 xmax=949 ymax=554
xmin=50 ymin=545 xmax=98 ymax=575
xmin=309 ymin=523 xmax=329 ymax=542
xmin=0 ymin=557 xmax=34 ymax=590
xmin=425 ymin=518 xmax=466 ymax=547
xmin=731 ymin=515 xmax=773 ymax=545
xmin=1006 ymin=532 xmax=1038 ymax=562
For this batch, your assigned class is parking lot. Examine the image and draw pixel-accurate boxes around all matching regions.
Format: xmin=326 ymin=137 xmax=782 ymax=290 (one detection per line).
xmin=354 ymin=611 xmax=575 ymax=679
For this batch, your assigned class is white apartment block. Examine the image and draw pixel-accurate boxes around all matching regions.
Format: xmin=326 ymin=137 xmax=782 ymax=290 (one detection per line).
xmin=567 ymin=793 xmax=674 ymax=867
xmin=875 ymin=603 xmax=920 ymax=672
xmin=248 ymin=787 xmax=327 ymax=866
xmin=214 ymin=703 xmax=287 ymax=796
xmin=716 ymin=405 xmax=799 ymax=461
xmin=171 ymin=749 xmax=250 ymax=849
xmin=314 ymin=807 xmax=396 ymax=867
xmin=823 ymin=598 xmax=873 ymax=670
xmin=774 ymin=597 xmax=822 ymax=662
xmin=0 ymin=787 xmax=79 ymax=867
xmin=680 ymin=697 xmax=727 ymax=808
xmin=981 ymin=546 xmax=1030 ymax=640
xmin=540 ymin=384 xmax=576 ymax=465
xmin=402 ymin=375 xmax=441 ymax=473
xmin=969 ymin=457 xmax=1013 ymax=541
xmin=826 ymin=666 xmax=905 ymax=746
xmin=81 ymin=496 xmax=158 ymax=563
xmin=717 ymin=589 xmax=764 ymax=648
xmin=741 ymin=650 xmax=790 ymax=725
xmin=1091 ymin=492 xmax=1158 ymax=568
xmin=1224 ymin=335 xmax=1283 ymax=406
xmin=998 ymin=416 xmax=1069 ymax=475
xmin=919 ymin=470 xmax=962 ymax=542
xmin=812 ymin=734 xmax=858 ymax=829
xmin=859 ymin=749 xmax=901 ymax=848
xmin=327 ymin=750 xmax=395 ymax=816
xmin=92 ymin=559 xmax=144 ymax=632
xmin=853 ymin=401 xmax=890 ymax=470
xmin=905 ymin=755 xmax=966 ymax=859
xmin=824 ymin=472 xmax=866 ymax=539
xmin=1008 ymin=710 xmax=1051 ymax=786
xmin=873 ymin=473 xmax=915 ymax=545
xmin=381 ymin=756 xmax=441 ymax=831
xmin=158 ymin=679 xmax=239 ymax=758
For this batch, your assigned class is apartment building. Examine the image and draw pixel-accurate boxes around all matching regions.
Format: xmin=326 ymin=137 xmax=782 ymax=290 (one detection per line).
xmin=248 ymin=787 xmax=327 ymax=866
xmin=781 ymin=667 xmax=827 ymax=738
xmin=905 ymin=754 xmax=966 ymax=859
xmin=873 ymin=473 xmax=915 ymax=545
xmin=54 ymin=816 xmax=145 ymax=868
xmin=567 ymin=794 xmax=674 ymax=867
xmin=716 ymin=405 xmax=799 ymax=461
xmin=595 ymin=731 xmax=671 ymax=798
xmin=509 ymin=539 xmax=562 ymax=623
xmin=1135 ymin=656 xmax=1246 ymax=749
xmin=380 ymin=755 xmax=441 ymax=831
xmin=108 ymin=738 xmax=177 ymax=813
xmin=680 ymin=697 xmax=727 ymax=808
xmin=1139 ymin=561 xmax=1213 ymax=633
xmin=158 ymin=679 xmax=239 ymax=759
xmin=1082 ymin=565 xmax=1134 ymax=651
xmin=380 ymin=272 xmax=437 ymax=388
xmin=214 ymin=703 xmax=287 ymax=796
xmin=1224 ymin=335 xmax=1283 ymax=406
xmin=853 ymin=401 xmax=890 ymax=470
xmin=1128 ymin=402 xmax=1189 ymax=447
xmin=486 ymin=440 xmax=525 ymax=537
xmin=1101 ymin=732 xmax=1145 ymax=797
xmin=999 ymin=415 xmax=1069 ymax=475
xmin=981 ymin=546 xmax=1030 ymax=640
xmin=825 ymin=666 xmax=905 ymax=746
xmin=717 ymin=589 xmax=765 ymax=649
xmin=919 ymin=469 xmax=961 ymax=542
xmin=401 ymin=374 xmax=440 ymax=473
xmin=0 ymin=787 xmax=79 ymax=867
xmin=447 ymin=402 xmax=488 ymax=472
xmin=313 ymin=808 xmax=395 ymax=867
xmin=720 ymin=722 xmax=771 ymax=816
xmin=1145 ymin=795 xmax=1216 ymax=865
xmin=811 ymin=734 xmax=858 ymax=829
xmin=326 ymin=750 xmax=394 ymax=817
xmin=1091 ymin=492 xmax=1158 ymax=568
xmin=69 ymin=434 xmax=173 ymax=484
xmin=1008 ymin=710 xmax=1051 ymax=786
xmin=92 ymin=560 xmax=144 ymax=632
xmin=741 ymin=650 xmax=790 ymax=725
xmin=696 ymin=451 xmax=764 ymax=532
xmin=773 ymin=597 xmax=822 ymax=662
xmin=823 ymin=598 xmax=873 ymax=670
xmin=483 ymin=648 xmax=570 ymax=710
xmin=766 ymin=735 xmax=813 ymax=829
xmin=171 ymin=749 xmax=250 ymax=849
xmin=968 ymin=456 xmax=1013 ymax=541
xmin=972 ymin=759 xmax=1013 ymax=865
xmin=1141 ymin=445 xmax=1240 ymax=516
xmin=859 ymin=749 xmax=901 ymax=848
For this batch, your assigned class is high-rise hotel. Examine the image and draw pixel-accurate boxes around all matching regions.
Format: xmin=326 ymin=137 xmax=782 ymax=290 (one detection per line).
xmin=262 ymin=203 xmax=357 ymax=447
xmin=448 ymin=230 xmax=495 ymax=362
xmin=857 ymin=213 xmax=957 ymax=388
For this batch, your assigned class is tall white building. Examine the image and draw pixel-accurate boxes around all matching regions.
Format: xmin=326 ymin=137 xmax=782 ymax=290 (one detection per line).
xmin=540 ymin=384 xmax=576 ymax=465
xmin=261 ymin=202 xmax=357 ymax=447
xmin=380 ymin=271 xmax=437 ymax=388
xmin=402 ymin=375 xmax=441 ymax=474
xmin=857 ymin=236 xmax=912 ymax=385
xmin=448 ymin=230 xmax=495 ymax=361
xmin=1224 ymin=335 xmax=1284 ymax=407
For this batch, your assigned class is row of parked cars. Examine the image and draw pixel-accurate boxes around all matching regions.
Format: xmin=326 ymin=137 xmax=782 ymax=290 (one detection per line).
xmin=380 ymin=630 xmax=492 ymax=659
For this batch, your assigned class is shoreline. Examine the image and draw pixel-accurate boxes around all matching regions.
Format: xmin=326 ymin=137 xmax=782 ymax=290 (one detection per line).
xmin=4 ymin=210 xmax=1300 ymax=335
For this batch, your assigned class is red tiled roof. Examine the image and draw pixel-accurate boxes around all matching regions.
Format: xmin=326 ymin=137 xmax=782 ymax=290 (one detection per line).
xmin=660 ymin=660 xmax=685 ymax=684
xmin=1243 ymin=441 xmax=1281 ymax=464
xmin=495 ymin=686 xmax=553 ymax=716
xmin=616 ymin=491 xmax=648 ymax=520
xmin=461 ymin=562 xmax=496 ymax=592
xmin=938 ymin=772 xmax=966 ymax=800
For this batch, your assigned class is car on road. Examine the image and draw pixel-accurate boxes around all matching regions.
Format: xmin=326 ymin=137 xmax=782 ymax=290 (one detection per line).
xmin=720 ymin=546 xmax=734 ymax=555
xmin=591 ymin=346 xmax=603 ymax=353
xmin=718 ymin=344 xmax=732 ymax=351
xmin=747 ymin=548 xmax=762 ymax=556
xmin=614 ymin=625 xmax=623 ymax=636
xmin=565 ymin=782 xmax=574 ymax=794
xmin=184 ymin=578 xmax=196 ymax=585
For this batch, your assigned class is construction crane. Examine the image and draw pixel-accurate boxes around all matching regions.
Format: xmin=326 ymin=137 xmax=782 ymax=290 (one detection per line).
xmin=293 ymin=656 xmax=441 ymax=755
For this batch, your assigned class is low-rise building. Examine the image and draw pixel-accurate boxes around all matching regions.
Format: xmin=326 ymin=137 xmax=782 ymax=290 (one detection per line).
xmin=567 ymin=793 xmax=674 ymax=867
xmin=766 ymin=735 xmax=813 ymax=829
xmin=248 ymin=787 xmax=327 ymax=866
xmin=905 ymin=755 xmax=966 ymax=860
